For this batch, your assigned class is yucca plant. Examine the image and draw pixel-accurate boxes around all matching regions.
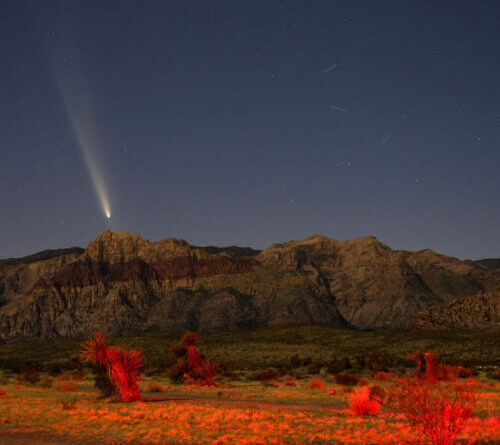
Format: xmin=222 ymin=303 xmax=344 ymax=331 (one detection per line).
xmin=81 ymin=332 xmax=144 ymax=402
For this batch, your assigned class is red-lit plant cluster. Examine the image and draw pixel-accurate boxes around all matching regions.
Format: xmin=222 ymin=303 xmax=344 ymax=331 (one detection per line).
xmin=167 ymin=331 xmax=217 ymax=386
xmin=408 ymin=351 xmax=471 ymax=383
xmin=343 ymin=351 xmax=480 ymax=445
xmin=385 ymin=352 xmax=478 ymax=445
xmin=388 ymin=373 xmax=477 ymax=445
xmin=81 ymin=332 xmax=144 ymax=402
xmin=349 ymin=385 xmax=381 ymax=416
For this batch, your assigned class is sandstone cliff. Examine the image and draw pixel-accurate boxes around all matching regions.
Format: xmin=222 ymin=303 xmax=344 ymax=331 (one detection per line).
xmin=0 ymin=231 xmax=498 ymax=340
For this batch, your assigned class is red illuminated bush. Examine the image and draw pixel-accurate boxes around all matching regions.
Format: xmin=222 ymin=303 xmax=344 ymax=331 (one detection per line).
xmin=388 ymin=369 xmax=477 ymax=445
xmin=349 ymin=386 xmax=381 ymax=416
xmin=168 ymin=331 xmax=217 ymax=386
xmin=307 ymin=378 xmax=325 ymax=389
xmin=81 ymin=332 xmax=144 ymax=402
xmin=409 ymin=351 xmax=471 ymax=384
xmin=373 ymin=371 xmax=391 ymax=381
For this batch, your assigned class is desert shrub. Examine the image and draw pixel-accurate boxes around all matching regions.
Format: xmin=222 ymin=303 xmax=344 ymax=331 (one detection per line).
xmin=294 ymin=371 xmax=305 ymax=379
xmin=387 ymin=370 xmax=477 ymax=445
xmin=81 ymin=332 xmax=144 ymax=402
xmin=46 ymin=362 xmax=63 ymax=376
xmin=307 ymin=363 xmax=321 ymax=375
xmin=61 ymin=398 xmax=77 ymax=410
xmin=373 ymin=371 xmax=391 ymax=381
xmin=334 ymin=374 xmax=359 ymax=386
xmin=71 ymin=355 xmax=82 ymax=370
xmin=254 ymin=370 xmax=279 ymax=381
xmin=55 ymin=376 xmax=76 ymax=392
xmin=168 ymin=331 xmax=217 ymax=386
xmin=409 ymin=351 xmax=472 ymax=383
xmin=423 ymin=352 xmax=440 ymax=380
xmin=327 ymin=357 xmax=351 ymax=374
xmin=0 ymin=370 xmax=9 ymax=385
xmin=396 ymin=367 xmax=408 ymax=377
xmin=349 ymin=386 xmax=381 ymax=416
xmin=307 ymin=378 xmax=325 ymax=389
xmin=456 ymin=367 xmax=472 ymax=379
xmin=39 ymin=375 xmax=53 ymax=388
xmin=302 ymin=356 xmax=312 ymax=366
xmin=368 ymin=384 xmax=385 ymax=403
xmin=289 ymin=354 xmax=302 ymax=368
xmin=166 ymin=363 xmax=183 ymax=382
xmin=262 ymin=380 xmax=280 ymax=387
xmin=146 ymin=381 xmax=163 ymax=393
xmin=486 ymin=369 xmax=500 ymax=381
xmin=368 ymin=352 xmax=386 ymax=373
xmin=18 ymin=368 xmax=40 ymax=385
xmin=71 ymin=369 xmax=86 ymax=380
xmin=181 ymin=331 xmax=199 ymax=346
xmin=353 ymin=355 xmax=366 ymax=369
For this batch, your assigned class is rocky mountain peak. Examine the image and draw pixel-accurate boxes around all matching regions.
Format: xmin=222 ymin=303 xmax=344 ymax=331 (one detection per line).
xmin=258 ymin=233 xmax=391 ymax=270
xmin=83 ymin=230 xmax=192 ymax=264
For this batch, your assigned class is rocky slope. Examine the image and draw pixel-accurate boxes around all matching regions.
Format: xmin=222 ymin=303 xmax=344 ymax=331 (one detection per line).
xmin=413 ymin=292 xmax=500 ymax=330
xmin=0 ymin=231 xmax=498 ymax=340
xmin=0 ymin=248 xmax=83 ymax=308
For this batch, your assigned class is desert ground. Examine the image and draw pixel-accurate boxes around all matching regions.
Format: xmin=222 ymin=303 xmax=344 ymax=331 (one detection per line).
xmin=0 ymin=327 xmax=499 ymax=445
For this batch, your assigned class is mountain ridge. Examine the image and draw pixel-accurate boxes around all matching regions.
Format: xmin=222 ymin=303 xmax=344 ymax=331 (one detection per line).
xmin=0 ymin=231 xmax=498 ymax=340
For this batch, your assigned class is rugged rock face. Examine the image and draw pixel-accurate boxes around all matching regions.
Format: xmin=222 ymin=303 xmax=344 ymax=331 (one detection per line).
xmin=258 ymin=235 xmax=497 ymax=329
xmin=0 ymin=231 xmax=498 ymax=340
xmin=413 ymin=292 xmax=500 ymax=330
xmin=0 ymin=248 xmax=83 ymax=308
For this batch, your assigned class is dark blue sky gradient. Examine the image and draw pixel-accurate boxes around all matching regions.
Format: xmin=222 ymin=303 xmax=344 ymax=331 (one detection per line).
xmin=1 ymin=1 xmax=499 ymax=259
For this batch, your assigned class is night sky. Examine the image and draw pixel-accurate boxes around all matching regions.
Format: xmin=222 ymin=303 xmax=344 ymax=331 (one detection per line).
xmin=1 ymin=1 xmax=499 ymax=260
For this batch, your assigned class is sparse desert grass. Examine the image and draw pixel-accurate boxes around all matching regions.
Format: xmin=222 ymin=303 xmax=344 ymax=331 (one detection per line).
xmin=0 ymin=376 xmax=497 ymax=445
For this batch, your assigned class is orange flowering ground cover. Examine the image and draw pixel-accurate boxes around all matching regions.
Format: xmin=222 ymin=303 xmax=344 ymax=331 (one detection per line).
xmin=0 ymin=377 xmax=498 ymax=445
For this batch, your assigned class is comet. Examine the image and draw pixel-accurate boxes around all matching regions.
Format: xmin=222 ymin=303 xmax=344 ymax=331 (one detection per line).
xmin=51 ymin=50 xmax=112 ymax=220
